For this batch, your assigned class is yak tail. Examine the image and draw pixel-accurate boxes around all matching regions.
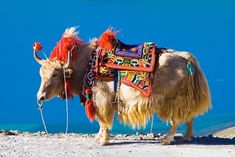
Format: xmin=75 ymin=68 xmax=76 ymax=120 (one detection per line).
xmin=180 ymin=52 xmax=212 ymax=118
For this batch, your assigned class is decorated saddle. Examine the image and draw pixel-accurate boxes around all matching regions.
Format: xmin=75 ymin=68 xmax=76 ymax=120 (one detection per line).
xmin=94 ymin=29 xmax=157 ymax=96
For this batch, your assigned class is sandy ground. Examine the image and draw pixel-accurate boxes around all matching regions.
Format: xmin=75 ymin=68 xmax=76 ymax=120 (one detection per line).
xmin=214 ymin=127 xmax=235 ymax=139
xmin=0 ymin=129 xmax=234 ymax=157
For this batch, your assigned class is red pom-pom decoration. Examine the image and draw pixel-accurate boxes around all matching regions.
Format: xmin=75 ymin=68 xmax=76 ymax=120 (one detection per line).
xmin=84 ymin=88 xmax=96 ymax=122
xmin=85 ymin=99 xmax=96 ymax=122
xmin=85 ymin=88 xmax=92 ymax=95
xmin=33 ymin=42 xmax=42 ymax=51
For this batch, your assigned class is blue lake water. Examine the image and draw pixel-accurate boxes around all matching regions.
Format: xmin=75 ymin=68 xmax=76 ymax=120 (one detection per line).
xmin=1 ymin=113 xmax=234 ymax=136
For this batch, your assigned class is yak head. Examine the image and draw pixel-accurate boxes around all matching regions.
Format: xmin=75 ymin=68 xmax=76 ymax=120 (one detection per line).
xmin=34 ymin=48 xmax=73 ymax=101
xmin=34 ymin=27 xmax=81 ymax=102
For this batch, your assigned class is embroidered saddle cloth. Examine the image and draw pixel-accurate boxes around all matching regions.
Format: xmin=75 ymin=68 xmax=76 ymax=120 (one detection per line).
xmin=95 ymin=41 xmax=156 ymax=97
xmin=92 ymin=29 xmax=159 ymax=96
xmin=102 ymin=42 xmax=156 ymax=72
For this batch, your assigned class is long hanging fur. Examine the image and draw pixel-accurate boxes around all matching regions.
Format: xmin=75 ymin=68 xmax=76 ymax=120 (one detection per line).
xmin=92 ymin=52 xmax=211 ymax=129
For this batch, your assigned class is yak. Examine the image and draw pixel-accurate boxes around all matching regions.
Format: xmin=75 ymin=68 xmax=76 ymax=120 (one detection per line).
xmin=34 ymin=27 xmax=211 ymax=145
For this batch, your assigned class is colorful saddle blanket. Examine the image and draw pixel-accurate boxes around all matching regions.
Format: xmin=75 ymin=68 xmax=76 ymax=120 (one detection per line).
xmin=95 ymin=41 xmax=156 ymax=97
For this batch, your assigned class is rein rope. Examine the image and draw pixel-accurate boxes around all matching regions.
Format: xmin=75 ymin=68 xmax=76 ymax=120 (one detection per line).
xmin=37 ymin=50 xmax=49 ymax=133
xmin=37 ymin=101 xmax=48 ymax=134
xmin=34 ymin=41 xmax=80 ymax=134
xmin=63 ymin=66 xmax=69 ymax=134
xmin=37 ymin=46 xmax=79 ymax=134
xmin=42 ymin=50 xmax=48 ymax=59
xmin=37 ymin=66 xmax=70 ymax=134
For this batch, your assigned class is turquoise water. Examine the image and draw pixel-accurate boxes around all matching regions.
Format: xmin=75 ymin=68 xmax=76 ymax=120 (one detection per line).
xmin=1 ymin=113 xmax=234 ymax=136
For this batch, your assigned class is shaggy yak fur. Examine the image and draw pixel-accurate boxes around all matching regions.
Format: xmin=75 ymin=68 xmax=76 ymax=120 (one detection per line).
xmin=35 ymin=27 xmax=211 ymax=145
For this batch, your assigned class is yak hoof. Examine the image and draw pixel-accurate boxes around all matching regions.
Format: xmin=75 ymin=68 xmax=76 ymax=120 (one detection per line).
xmin=95 ymin=134 xmax=101 ymax=141
xmin=182 ymin=136 xmax=192 ymax=142
xmin=161 ymin=136 xmax=175 ymax=145
xmin=98 ymin=139 xmax=110 ymax=146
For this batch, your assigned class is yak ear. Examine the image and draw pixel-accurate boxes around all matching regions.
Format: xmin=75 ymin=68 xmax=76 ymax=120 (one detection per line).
xmin=64 ymin=68 xmax=73 ymax=78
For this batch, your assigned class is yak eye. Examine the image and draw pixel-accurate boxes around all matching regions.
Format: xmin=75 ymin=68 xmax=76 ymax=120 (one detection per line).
xmin=52 ymin=73 xmax=57 ymax=78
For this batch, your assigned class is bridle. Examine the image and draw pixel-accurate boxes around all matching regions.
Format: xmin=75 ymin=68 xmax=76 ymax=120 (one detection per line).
xmin=37 ymin=67 xmax=70 ymax=134
xmin=37 ymin=66 xmax=71 ymax=134
xmin=36 ymin=45 xmax=77 ymax=134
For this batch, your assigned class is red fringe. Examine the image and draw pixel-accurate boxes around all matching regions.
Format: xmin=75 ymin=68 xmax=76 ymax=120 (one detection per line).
xmin=49 ymin=31 xmax=82 ymax=99
xmin=50 ymin=34 xmax=82 ymax=61
xmin=97 ymin=28 xmax=117 ymax=52
xmin=85 ymin=99 xmax=96 ymax=122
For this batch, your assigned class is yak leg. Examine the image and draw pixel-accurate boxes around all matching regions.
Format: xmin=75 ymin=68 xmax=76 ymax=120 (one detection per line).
xmin=95 ymin=127 xmax=102 ymax=141
xmin=162 ymin=119 xmax=179 ymax=145
xmin=98 ymin=126 xmax=110 ymax=145
xmin=96 ymin=109 xmax=115 ymax=145
xmin=183 ymin=119 xmax=193 ymax=141
xmin=92 ymin=81 xmax=116 ymax=145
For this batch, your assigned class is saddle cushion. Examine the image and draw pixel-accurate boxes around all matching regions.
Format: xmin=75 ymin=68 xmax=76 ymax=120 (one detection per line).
xmin=115 ymin=44 xmax=143 ymax=59
xmin=103 ymin=42 xmax=156 ymax=72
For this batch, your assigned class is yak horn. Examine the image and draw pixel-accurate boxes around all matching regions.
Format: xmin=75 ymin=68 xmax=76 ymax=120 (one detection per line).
xmin=64 ymin=46 xmax=76 ymax=68
xmin=33 ymin=50 xmax=44 ymax=65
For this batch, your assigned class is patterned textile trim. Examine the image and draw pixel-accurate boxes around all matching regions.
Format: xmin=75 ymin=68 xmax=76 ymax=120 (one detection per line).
xmin=94 ymin=67 xmax=152 ymax=96
xmin=120 ymin=71 xmax=152 ymax=96
xmin=82 ymin=50 xmax=97 ymax=94
xmin=81 ymin=50 xmax=97 ymax=121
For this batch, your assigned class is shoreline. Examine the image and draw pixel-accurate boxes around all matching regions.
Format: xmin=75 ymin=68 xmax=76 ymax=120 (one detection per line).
xmin=214 ymin=126 xmax=235 ymax=138
xmin=1 ymin=120 xmax=235 ymax=136
xmin=0 ymin=127 xmax=234 ymax=157
xmin=2 ymin=113 xmax=235 ymax=136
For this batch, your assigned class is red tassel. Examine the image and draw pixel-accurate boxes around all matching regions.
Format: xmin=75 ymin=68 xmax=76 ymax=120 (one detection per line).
xmin=85 ymin=99 xmax=96 ymax=122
